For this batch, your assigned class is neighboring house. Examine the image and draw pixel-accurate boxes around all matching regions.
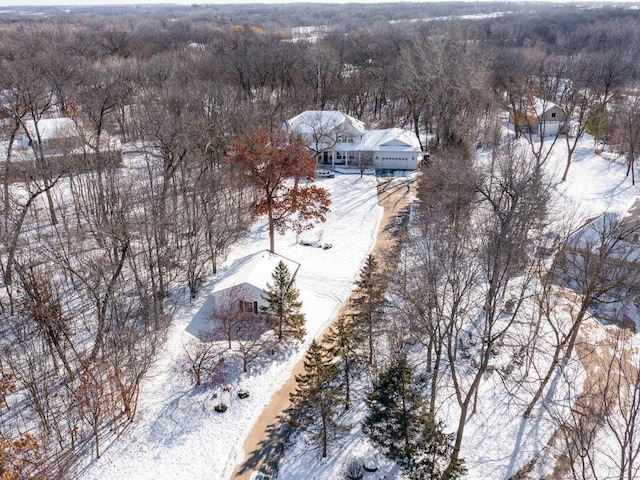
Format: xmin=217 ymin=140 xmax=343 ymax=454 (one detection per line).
xmin=24 ymin=117 xmax=121 ymax=156
xmin=510 ymin=97 xmax=567 ymax=136
xmin=5 ymin=117 xmax=122 ymax=179
xmin=24 ymin=117 xmax=85 ymax=155
xmin=283 ymin=110 xmax=423 ymax=171
xmin=557 ymin=209 xmax=640 ymax=289
xmin=211 ymin=250 xmax=301 ymax=317
xmin=618 ymin=197 xmax=640 ymax=243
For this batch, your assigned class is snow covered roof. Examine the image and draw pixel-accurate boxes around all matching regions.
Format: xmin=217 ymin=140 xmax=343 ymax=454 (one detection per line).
xmin=566 ymin=212 xmax=640 ymax=263
xmin=25 ymin=117 xmax=80 ymax=141
xmin=356 ymin=128 xmax=421 ymax=152
xmin=532 ymin=97 xmax=560 ymax=117
xmin=285 ymin=110 xmax=366 ymax=136
xmin=212 ymin=250 xmax=301 ymax=294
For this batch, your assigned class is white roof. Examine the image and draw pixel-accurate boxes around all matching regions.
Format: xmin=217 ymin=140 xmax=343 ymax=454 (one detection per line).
xmin=533 ymin=97 xmax=560 ymax=117
xmin=356 ymin=128 xmax=421 ymax=152
xmin=25 ymin=117 xmax=80 ymax=141
xmin=567 ymin=212 xmax=640 ymax=263
xmin=212 ymin=250 xmax=300 ymax=294
xmin=285 ymin=110 xmax=366 ymax=136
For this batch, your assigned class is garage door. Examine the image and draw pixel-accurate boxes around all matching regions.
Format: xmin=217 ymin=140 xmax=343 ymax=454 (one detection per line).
xmin=543 ymin=121 xmax=559 ymax=136
xmin=379 ymin=157 xmax=410 ymax=170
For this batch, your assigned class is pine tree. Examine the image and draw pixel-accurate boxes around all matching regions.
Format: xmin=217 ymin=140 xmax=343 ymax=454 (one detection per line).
xmin=289 ymin=340 xmax=344 ymax=458
xmin=349 ymin=255 xmax=387 ymax=366
xmin=261 ymin=260 xmax=306 ymax=342
xmin=364 ymin=355 xmax=464 ymax=480
xmin=325 ymin=314 xmax=359 ymax=411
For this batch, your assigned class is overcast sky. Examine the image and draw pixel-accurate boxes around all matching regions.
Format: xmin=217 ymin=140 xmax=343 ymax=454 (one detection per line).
xmin=1 ymin=0 xmax=638 ymax=6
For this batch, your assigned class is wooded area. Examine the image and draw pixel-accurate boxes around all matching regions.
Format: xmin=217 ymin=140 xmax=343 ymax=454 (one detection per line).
xmin=1 ymin=2 xmax=640 ymax=478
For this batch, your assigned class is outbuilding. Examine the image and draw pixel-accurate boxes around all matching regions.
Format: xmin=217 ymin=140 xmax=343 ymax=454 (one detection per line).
xmin=211 ymin=250 xmax=301 ymax=317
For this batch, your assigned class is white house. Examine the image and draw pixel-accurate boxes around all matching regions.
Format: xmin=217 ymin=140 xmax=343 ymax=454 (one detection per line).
xmin=211 ymin=250 xmax=301 ymax=317
xmin=510 ymin=97 xmax=567 ymax=136
xmin=24 ymin=117 xmax=84 ymax=154
xmin=357 ymin=128 xmax=422 ymax=170
xmin=24 ymin=117 xmax=122 ymax=155
xmin=283 ymin=110 xmax=366 ymax=166
xmin=283 ymin=110 xmax=423 ymax=170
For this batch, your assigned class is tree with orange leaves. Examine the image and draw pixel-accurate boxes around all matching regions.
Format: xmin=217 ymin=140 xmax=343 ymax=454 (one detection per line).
xmin=232 ymin=131 xmax=331 ymax=253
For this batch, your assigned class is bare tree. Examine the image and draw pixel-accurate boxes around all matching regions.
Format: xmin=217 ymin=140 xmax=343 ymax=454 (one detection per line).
xmin=525 ymin=213 xmax=640 ymax=417
xmin=235 ymin=314 xmax=273 ymax=373
xmin=232 ymin=131 xmax=330 ymax=253
xmin=443 ymin=143 xmax=550 ymax=475
xmin=398 ymin=29 xmax=489 ymax=148
xmin=183 ymin=338 xmax=225 ymax=387
xmin=557 ymin=57 xmax=606 ymax=181
xmin=613 ymin=94 xmax=640 ymax=186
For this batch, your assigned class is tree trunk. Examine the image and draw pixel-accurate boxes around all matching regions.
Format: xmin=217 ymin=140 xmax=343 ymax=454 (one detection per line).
xmin=344 ymin=356 xmax=350 ymax=411
xmin=267 ymin=199 xmax=275 ymax=253
xmin=562 ymin=156 xmax=572 ymax=182
xmin=321 ymin=403 xmax=328 ymax=458
xmin=524 ymin=304 xmax=588 ymax=417
xmin=429 ymin=345 xmax=442 ymax=415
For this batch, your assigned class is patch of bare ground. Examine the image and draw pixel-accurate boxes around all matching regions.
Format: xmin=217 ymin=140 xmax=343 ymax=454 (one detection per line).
xmin=231 ymin=175 xmax=416 ymax=479
xmin=514 ymin=303 xmax=637 ymax=480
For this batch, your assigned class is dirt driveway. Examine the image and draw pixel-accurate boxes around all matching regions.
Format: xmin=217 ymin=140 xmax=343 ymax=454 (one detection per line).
xmin=231 ymin=175 xmax=416 ymax=479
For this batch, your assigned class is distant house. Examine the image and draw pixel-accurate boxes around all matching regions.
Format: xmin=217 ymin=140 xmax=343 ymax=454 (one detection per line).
xmin=557 ymin=208 xmax=640 ymax=290
xmin=618 ymin=197 xmax=640 ymax=243
xmin=283 ymin=110 xmax=423 ymax=171
xmin=5 ymin=117 xmax=122 ymax=179
xmin=510 ymin=97 xmax=567 ymax=136
xmin=24 ymin=117 xmax=121 ymax=156
xmin=211 ymin=250 xmax=301 ymax=317
xmin=24 ymin=117 xmax=85 ymax=155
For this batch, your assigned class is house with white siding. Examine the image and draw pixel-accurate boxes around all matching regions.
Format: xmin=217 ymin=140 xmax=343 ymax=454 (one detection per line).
xmin=211 ymin=250 xmax=300 ymax=317
xmin=510 ymin=97 xmax=567 ymax=136
xmin=283 ymin=110 xmax=423 ymax=171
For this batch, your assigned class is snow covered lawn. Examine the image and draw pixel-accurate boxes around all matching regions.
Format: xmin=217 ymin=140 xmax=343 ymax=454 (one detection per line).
xmin=77 ymin=173 xmax=381 ymax=480
xmin=276 ymin=134 xmax=640 ymax=480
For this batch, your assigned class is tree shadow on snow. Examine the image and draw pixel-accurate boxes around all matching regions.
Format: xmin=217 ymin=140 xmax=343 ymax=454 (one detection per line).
xmin=235 ymin=413 xmax=292 ymax=477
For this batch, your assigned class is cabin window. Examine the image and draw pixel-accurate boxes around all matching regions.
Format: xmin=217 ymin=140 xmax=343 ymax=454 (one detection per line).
xmin=239 ymin=301 xmax=258 ymax=314
xmin=551 ymin=112 xmax=557 ymax=118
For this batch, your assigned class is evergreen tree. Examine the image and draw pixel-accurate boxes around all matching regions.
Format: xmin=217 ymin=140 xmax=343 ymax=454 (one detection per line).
xmin=261 ymin=260 xmax=306 ymax=342
xmin=364 ymin=355 xmax=464 ymax=480
xmin=325 ymin=315 xmax=362 ymax=410
xmin=289 ymin=340 xmax=344 ymax=458
xmin=349 ymin=255 xmax=387 ymax=366
xmin=325 ymin=314 xmax=360 ymax=411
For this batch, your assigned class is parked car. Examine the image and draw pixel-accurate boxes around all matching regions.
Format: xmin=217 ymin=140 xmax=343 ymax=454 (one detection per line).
xmin=315 ymin=169 xmax=335 ymax=178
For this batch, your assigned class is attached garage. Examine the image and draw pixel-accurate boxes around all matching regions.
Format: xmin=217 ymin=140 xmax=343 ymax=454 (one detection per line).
xmin=377 ymin=156 xmax=412 ymax=170
xmin=358 ymin=128 xmax=422 ymax=171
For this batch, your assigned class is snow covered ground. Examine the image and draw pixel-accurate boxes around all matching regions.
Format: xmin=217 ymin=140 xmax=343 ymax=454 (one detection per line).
xmin=77 ymin=132 xmax=640 ymax=480
xmin=76 ymin=173 xmax=382 ymax=480
xmin=276 ymin=133 xmax=640 ymax=480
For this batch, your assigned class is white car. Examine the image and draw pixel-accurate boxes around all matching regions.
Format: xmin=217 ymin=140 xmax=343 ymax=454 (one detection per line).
xmin=315 ymin=169 xmax=335 ymax=178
